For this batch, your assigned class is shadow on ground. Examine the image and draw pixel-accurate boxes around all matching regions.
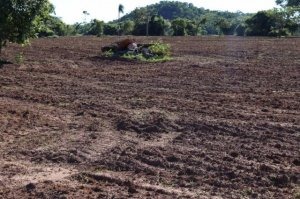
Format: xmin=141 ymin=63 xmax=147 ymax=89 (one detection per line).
xmin=0 ymin=60 xmax=12 ymax=68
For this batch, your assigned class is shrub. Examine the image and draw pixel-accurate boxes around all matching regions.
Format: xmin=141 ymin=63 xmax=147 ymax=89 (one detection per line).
xmin=148 ymin=42 xmax=171 ymax=57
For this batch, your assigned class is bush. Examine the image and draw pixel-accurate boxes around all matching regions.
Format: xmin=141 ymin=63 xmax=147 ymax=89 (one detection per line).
xmin=148 ymin=42 xmax=171 ymax=57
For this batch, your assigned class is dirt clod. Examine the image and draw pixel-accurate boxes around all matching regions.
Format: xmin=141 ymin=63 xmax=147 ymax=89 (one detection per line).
xmin=25 ymin=183 xmax=36 ymax=192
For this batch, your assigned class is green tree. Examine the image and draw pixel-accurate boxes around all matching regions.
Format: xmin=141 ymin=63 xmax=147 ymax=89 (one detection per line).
xmin=131 ymin=7 xmax=148 ymax=23
xmin=87 ymin=19 xmax=104 ymax=36
xmin=171 ymin=18 xmax=187 ymax=36
xmin=121 ymin=20 xmax=135 ymax=35
xmin=276 ymin=0 xmax=300 ymax=7
xmin=118 ymin=4 xmax=124 ymax=35
xmin=201 ymin=12 xmax=226 ymax=35
xmin=104 ymin=23 xmax=119 ymax=35
xmin=216 ymin=18 xmax=234 ymax=35
xmin=131 ymin=7 xmax=150 ymax=36
xmin=148 ymin=15 xmax=168 ymax=36
xmin=185 ymin=20 xmax=199 ymax=35
xmin=277 ymin=0 xmax=300 ymax=34
xmin=83 ymin=11 xmax=90 ymax=23
xmin=73 ymin=22 xmax=91 ymax=35
xmin=114 ymin=1 xmax=253 ymax=36
xmin=245 ymin=11 xmax=275 ymax=36
xmin=276 ymin=0 xmax=300 ymax=23
xmin=118 ymin=4 xmax=124 ymax=20
xmin=37 ymin=16 xmax=76 ymax=37
xmin=245 ymin=9 xmax=299 ymax=36
xmin=0 ymin=0 xmax=50 ymax=53
xmin=270 ymin=8 xmax=298 ymax=36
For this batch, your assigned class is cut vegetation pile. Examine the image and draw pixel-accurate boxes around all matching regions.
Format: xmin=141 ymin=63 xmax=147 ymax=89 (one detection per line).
xmin=101 ymin=38 xmax=171 ymax=62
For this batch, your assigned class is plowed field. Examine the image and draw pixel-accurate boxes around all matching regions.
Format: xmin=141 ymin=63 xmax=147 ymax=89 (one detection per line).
xmin=0 ymin=36 xmax=299 ymax=198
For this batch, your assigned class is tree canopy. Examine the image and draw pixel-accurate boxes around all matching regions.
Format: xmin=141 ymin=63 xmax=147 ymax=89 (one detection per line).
xmin=0 ymin=0 xmax=52 ymax=52
xmin=73 ymin=1 xmax=299 ymax=37
xmin=276 ymin=0 xmax=300 ymax=7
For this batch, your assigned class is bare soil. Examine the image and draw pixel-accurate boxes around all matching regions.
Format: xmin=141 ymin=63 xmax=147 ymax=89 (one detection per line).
xmin=0 ymin=36 xmax=299 ymax=198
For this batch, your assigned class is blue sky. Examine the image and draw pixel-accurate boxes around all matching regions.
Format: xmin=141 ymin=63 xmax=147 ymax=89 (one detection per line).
xmin=49 ymin=0 xmax=278 ymax=24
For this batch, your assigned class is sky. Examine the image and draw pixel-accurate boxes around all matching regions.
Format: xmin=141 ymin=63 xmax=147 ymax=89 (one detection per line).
xmin=49 ymin=0 xmax=278 ymax=24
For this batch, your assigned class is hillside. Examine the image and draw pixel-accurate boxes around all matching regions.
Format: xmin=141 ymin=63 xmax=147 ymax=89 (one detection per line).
xmin=117 ymin=1 xmax=252 ymax=35
xmin=120 ymin=1 xmax=251 ymax=22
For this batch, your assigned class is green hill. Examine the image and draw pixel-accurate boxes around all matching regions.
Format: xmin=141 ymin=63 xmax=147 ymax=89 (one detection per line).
xmin=120 ymin=1 xmax=208 ymax=21
xmin=118 ymin=1 xmax=252 ymax=35
xmin=119 ymin=1 xmax=252 ymax=23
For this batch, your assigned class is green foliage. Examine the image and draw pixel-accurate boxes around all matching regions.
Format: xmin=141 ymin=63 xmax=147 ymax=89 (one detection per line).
xmin=73 ymin=22 xmax=90 ymax=35
xmin=131 ymin=7 xmax=150 ymax=24
xmin=104 ymin=23 xmax=119 ymax=35
xmin=15 ymin=52 xmax=24 ymax=64
xmin=37 ymin=16 xmax=76 ymax=37
xmin=87 ymin=19 xmax=104 ymax=36
xmin=148 ymin=15 xmax=170 ymax=36
xmin=104 ymin=42 xmax=171 ymax=62
xmin=122 ymin=1 xmax=206 ymax=21
xmin=4 ymin=0 xmax=298 ymax=40
xmin=76 ymin=21 xmax=116 ymax=36
xmin=276 ymin=0 xmax=300 ymax=35
xmin=103 ymin=49 xmax=114 ymax=57
xmin=61 ymin=1 xmax=253 ymax=37
xmin=148 ymin=42 xmax=170 ymax=57
xmin=216 ymin=18 xmax=234 ymax=35
xmin=130 ymin=7 xmax=151 ymax=36
xmin=121 ymin=20 xmax=135 ymax=35
xmin=186 ymin=20 xmax=200 ymax=36
xmin=171 ymin=18 xmax=202 ymax=36
xmin=245 ymin=9 xmax=299 ymax=36
xmin=124 ymin=42 xmax=171 ymax=62
xmin=276 ymin=0 xmax=300 ymax=7
xmin=120 ymin=1 xmax=251 ymax=36
xmin=118 ymin=4 xmax=124 ymax=17
xmin=118 ymin=4 xmax=125 ymax=35
xmin=122 ymin=52 xmax=171 ymax=62
xmin=171 ymin=18 xmax=187 ymax=36
xmin=245 ymin=11 xmax=275 ymax=36
xmin=132 ymin=23 xmax=147 ymax=36
xmin=0 ymin=0 xmax=50 ymax=53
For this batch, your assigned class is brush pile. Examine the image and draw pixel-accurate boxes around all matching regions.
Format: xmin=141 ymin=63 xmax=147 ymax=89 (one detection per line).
xmin=101 ymin=39 xmax=171 ymax=61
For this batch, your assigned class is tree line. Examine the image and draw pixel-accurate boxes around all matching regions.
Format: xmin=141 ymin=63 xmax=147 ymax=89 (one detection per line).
xmin=0 ymin=0 xmax=299 ymax=52
xmin=53 ymin=1 xmax=300 ymax=37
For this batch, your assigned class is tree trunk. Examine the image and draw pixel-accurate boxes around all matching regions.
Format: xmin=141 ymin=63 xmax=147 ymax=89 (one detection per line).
xmin=146 ymin=16 xmax=150 ymax=37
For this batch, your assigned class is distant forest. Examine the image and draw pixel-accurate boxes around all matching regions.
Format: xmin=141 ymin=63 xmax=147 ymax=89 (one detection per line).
xmin=49 ymin=1 xmax=300 ymax=37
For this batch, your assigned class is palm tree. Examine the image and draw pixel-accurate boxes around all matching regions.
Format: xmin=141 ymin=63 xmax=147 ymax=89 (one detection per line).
xmin=118 ymin=4 xmax=124 ymax=36
xmin=83 ymin=10 xmax=90 ymax=23
xmin=118 ymin=4 xmax=124 ymax=20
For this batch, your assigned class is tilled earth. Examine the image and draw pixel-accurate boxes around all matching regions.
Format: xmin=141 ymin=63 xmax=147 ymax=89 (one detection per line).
xmin=0 ymin=36 xmax=299 ymax=198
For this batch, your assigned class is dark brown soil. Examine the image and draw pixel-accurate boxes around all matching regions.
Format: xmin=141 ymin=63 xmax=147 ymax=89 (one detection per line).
xmin=0 ymin=36 xmax=299 ymax=198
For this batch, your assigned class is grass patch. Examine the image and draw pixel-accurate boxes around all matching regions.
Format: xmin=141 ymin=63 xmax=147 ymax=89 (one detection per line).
xmin=15 ymin=52 xmax=24 ymax=65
